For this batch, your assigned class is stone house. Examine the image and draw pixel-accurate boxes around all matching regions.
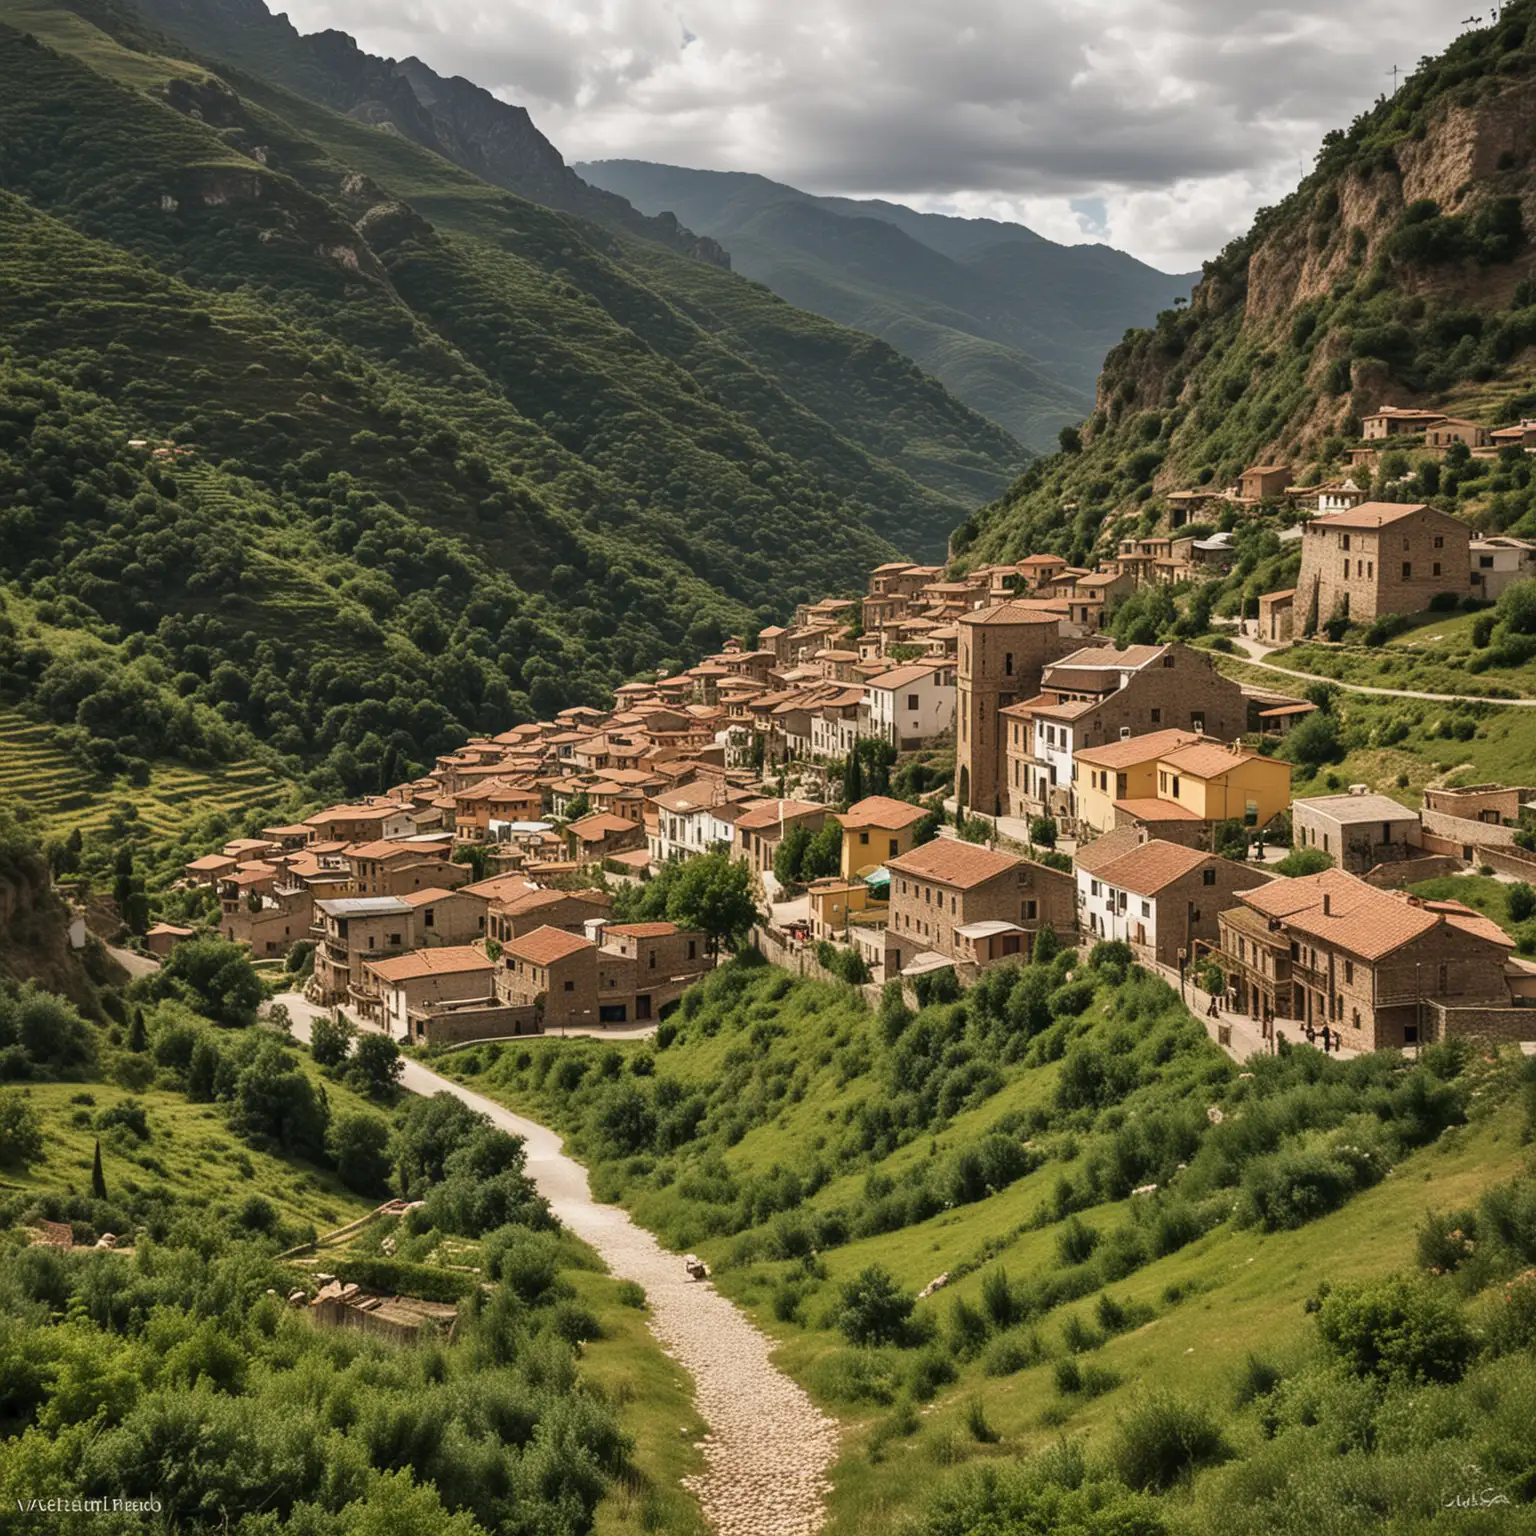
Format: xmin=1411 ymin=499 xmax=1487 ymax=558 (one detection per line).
xmin=1218 ymin=869 xmax=1515 ymax=1048
xmin=955 ymin=606 xmax=1077 ymax=817
xmin=886 ymin=837 xmax=1075 ymax=974
xmin=1361 ymin=406 xmax=1446 ymax=441
xmin=367 ymin=946 xmax=497 ymax=1039
xmin=1002 ymin=643 xmax=1249 ymax=826
xmin=1293 ymin=501 xmax=1470 ymax=627
xmin=312 ymin=895 xmax=415 ymax=1007
xmin=453 ymin=781 xmax=544 ymax=843
xmin=486 ymin=888 xmax=612 ymax=945
xmin=733 ymin=799 xmax=828 ymax=876
xmin=145 ymin=922 xmax=195 ymax=958
xmin=218 ymin=866 xmax=312 ymax=958
xmin=565 ymin=812 xmax=646 ymax=863
xmin=1424 ymin=417 xmax=1489 ymax=451
xmin=344 ymin=841 xmax=467 ymax=899
xmin=1256 ymin=589 xmax=1295 ymax=644
xmin=400 ymin=887 xmax=489 ymax=947
xmin=1074 ymin=835 xmax=1270 ymax=969
xmin=1237 ymin=464 xmax=1293 ymax=502
xmin=304 ymin=803 xmax=416 ymax=844
xmin=1292 ymin=793 xmax=1423 ymax=873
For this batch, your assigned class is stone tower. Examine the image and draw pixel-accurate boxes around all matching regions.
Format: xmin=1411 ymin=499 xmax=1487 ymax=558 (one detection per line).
xmin=955 ymin=607 xmax=1076 ymax=818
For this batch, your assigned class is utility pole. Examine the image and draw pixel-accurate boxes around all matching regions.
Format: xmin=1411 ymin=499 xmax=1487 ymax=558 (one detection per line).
xmin=1387 ymin=62 xmax=1401 ymax=93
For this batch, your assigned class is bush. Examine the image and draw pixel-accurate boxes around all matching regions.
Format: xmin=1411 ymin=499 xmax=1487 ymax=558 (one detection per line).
xmin=1274 ymin=847 xmax=1334 ymax=877
xmin=1316 ymin=1276 xmax=1475 ymax=1385
xmin=836 ymin=1265 xmax=917 ymax=1346
xmin=0 ymin=1090 xmax=43 ymax=1166
xmin=983 ymin=1330 xmax=1044 ymax=1376
xmin=1508 ymin=883 xmax=1535 ymax=924
xmin=328 ymin=1110 xmax=393 ymax=1196
xmin=1111 ymin=1390 xmax=1229 ymax=1491
xmin=310 ymin=1014 xmax=354 ymax=1070
xmin=1056 ymin=1217 xmax=1100 ymax=1266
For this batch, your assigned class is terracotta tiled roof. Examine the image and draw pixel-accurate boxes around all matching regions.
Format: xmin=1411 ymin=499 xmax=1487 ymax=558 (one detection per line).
xmin=886 ymin=838 xmax=1022 ymax=889
xmin=837 ymin=795 xmax=929 ymax=830
xmin=505 ymin=926 xmax=595 ymax=966
xmin=1157 ymin=741 xmax=1264 ymax=779
xmin=498 ymin=887 xmax=610 ymax=917
xmin=605 ymin=922 xmax=681 ymax=938
xmin=458 ymin=874 xmax=539 ymax=904
xmin=1309 ymin=501 xmax=1434 ymax=530
xmin=865 ymin=664 xmax=944 ymax=691
xmin=568 ymin=812 xmax=638 ymax=840
xmin=734 ymin=799 xmax=825 ymax=832
xmin=1074 ymin=729 xmax=1201 ymax=770
xmin=1091 ymin=839 xmax=1210 ymax=896
xmin=1071 ymin=827 xmax=1147 ymax=875
xmin=957 ymin=603 xmax=1063 ymax=628
xmin=365 ymin=946 xmax=494 ymax=983
xmin=1112 ymin=797 xmax=1204 ymax=822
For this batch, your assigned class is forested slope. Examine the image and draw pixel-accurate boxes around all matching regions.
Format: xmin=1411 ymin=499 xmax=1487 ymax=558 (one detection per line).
xmin=0 ymin=1 xmax=1017 ymax=807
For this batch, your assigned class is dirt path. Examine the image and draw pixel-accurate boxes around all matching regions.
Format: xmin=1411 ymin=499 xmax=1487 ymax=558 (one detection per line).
xmin=274 ymin=994 xmax=839 ymax=1535
xmin=1226 ymin=635 xmax=1536 ymax=705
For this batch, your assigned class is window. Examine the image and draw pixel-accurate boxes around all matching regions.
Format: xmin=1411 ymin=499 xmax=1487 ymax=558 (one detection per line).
xmin=907 ymin=694 xmax=919 ymax=710
xmin=1090 ymin=879 xmax=1101 ymax=896
xmin=888 ymin=838 xmax=899 ymax=857
xmin=564 ymin=979 xmax=575 ymax=992
xmin=1481 ymin=555 xmax=1495 ymax=569
xmin=1434 ymin=535 xmax=1444 ymax=549
xmin=1342 ymin=533 xmax=1351 ymax=551
xmin=1202 ymin=868 xmax=1216 ymax=886
xmin=1433 ymin=562 xmax=1441 ymax=577
xmin=1171 ymin=775 xmax=1182 ymax=798
xmin=1141 ymin=899 xmax=1151 ymax=918
xmin=1191 ymin=712 xmax=1205 ymax=733
xmin=1004 ymin=652 xmax=1014 ymax=676
xmin=1402 ymin=561 xmax=1412 ymax=580
xmin=1150 ymin=707 xmax=1162 ymax=724
xmin=1368 ymin=561 xmax=1373 ymax=577
xmin=389 ymin=932 xmax=403 ymax=947
xmin=1162 ymin=654 xmax=1175 ymax=668
xmin=1022 ymin=899 xmax=1037 ymax=920
xmin=1344 ymin=959 xmax=1353 ymax=983
xmin=859 ymin=830 xmax=869 ymax=845
xmin=688 ymin=939 xmax=697 ymax=960
xmin=648 ymin=949 xmax=657 ymax=969
xmin=423 ymin=909 xmax=435 ymax=929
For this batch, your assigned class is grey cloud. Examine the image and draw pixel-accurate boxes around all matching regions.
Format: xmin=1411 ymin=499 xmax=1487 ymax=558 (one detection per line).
xmin=277 ymin=0 xmax=1471 ymax=264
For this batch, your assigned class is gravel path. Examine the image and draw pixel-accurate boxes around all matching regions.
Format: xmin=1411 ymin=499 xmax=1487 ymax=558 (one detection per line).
xmin=1226 ymin=634 xmax=1536 ymax=705
xmin=274 ymin=994 xmax=840 ymax=1535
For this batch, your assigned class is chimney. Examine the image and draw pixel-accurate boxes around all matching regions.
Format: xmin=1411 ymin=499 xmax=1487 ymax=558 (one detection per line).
xmin=1322 ymin=892 xmax=1331 ymax=916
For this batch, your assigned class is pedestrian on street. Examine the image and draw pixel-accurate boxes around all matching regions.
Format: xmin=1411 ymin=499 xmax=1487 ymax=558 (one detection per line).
xmin=1305 ymin=1022 xmax=1316 ymax=1046
xmin=1321 ymin=1023 xmax=1332 ymax=1054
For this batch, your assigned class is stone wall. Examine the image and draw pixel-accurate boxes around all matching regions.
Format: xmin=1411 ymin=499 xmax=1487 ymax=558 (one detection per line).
xmin=1478 ymin=845 xmax=1536 ymax=879
xmin=1427 ymin=1000 xmax=1536 ymax=1044
xmin=408 ymin=1001 xmax=540 ymax=1046
xmin=1363 ymin=854 xmax=1464 ymax=887
xmin=1422 ymin=807 xmax=1522 ymax=850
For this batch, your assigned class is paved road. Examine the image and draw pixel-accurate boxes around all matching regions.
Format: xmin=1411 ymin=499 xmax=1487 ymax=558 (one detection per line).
xmin=1227 ymin=635 xmax=1536 ymax=706
xmin=106 ymin=945 xmax=160 ymax=980
xmin=273 ymin=993 xmax=839 ymax=1536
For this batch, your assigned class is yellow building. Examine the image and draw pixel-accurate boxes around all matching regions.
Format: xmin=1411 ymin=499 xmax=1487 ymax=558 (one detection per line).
xmin=1073 ymin=729 xmax=1202 ymax=837
xmin=1074 ymin=731 xmax=1291 ymax=837
xmin=835 ymin=795 xmax=929 ymax=879
xmin=1153 ymin=740 xmax=1291 ymax=828
xmin=808 ymin=877 xmax=877 ymax=939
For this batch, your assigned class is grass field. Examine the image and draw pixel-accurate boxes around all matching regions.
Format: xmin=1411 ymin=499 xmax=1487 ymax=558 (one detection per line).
xmin=0 ymin=707 xmax=288 ymax=841
xmin=437 ymin=959 xmax=1536 ymax=1535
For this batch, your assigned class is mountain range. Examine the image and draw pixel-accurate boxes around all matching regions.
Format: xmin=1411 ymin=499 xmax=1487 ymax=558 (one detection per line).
xmin=578 ymin=161 xmax=1199 ymax=451
xmin=0 ymin=0 xmax=1027 ymax=802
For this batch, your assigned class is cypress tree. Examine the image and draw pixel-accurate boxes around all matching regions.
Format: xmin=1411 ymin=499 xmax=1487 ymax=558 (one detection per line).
xmin=91 ymin=1139 xmax=107 ymax=1201
xmin=127 ymin=1007 xmax=148 ymax=1052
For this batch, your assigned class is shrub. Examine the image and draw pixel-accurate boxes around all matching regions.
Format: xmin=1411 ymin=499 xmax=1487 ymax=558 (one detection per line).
xmin=1232 ymin=1354 xmax=1284 ymax=1408
xmin=1273 ymin=847 xmax=1334 ymax=877
xmin=1316 ymin=1276 xmax=1476 ymax=1385
xmin=0 ymin=1090 xmax=43 ymax=1167
xmin=328 ymin=1110 xmax=393 ymax=1196
xmin=983 ymin=1330 xmax=1045 ymax=1377
xmin=310 ymin=1014 xmax=354 ymax=1070
xmin=1508 ymin=883 xmax=1536 ymax=923
xmin=964 ymin=1397 xmax=1000 ymax=1443
xmin=1056 ymin=1216 xmax=1100 ymax=1266
xmin=907 ymin=1346 xmax=958 ymax=1400
xmin=947 ymin=1295 xmax=991 ymax=1361
xmin=1111 ymin=1390 xmax=1229 ymax=1491
xmin=836 ymin=1265 xmax=917 ymax=1346
xmin=616 ymin=1279 xmax=647 ymax=1309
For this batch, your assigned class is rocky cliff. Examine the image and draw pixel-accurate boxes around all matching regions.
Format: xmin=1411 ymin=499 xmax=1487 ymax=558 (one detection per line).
xmin=959 ymin=2 xmax=1536 ymax=568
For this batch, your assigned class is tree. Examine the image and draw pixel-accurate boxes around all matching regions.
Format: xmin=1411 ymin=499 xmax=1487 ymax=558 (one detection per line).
xmin=311 ymin=1013 xmax=355 ymax=1070
xmin=1280 ymin=710 xmax=1342 ymax=769
xmin=1274 ymin=847 xmax=1334 ymax=877
xmin=1509 ymin=882 xmax=1536 ymax=924
xmin=1059 ymin=425 xmax=1083 ymax=455
xmin=665 ymin=852 xmax=759 ymax=958
xmin=1029 ymin=816 xmax=1057 ymax=850
xmin=348 ymin=1033 xmax=404 ymax=1098
xmin=126 ymin=1008 xmax=148 ymax=1053
xmin=1317 ymin=1276 xmax=1475 ymax=1385
xmin=0 ymin=1091 xmax=43 ymax=1167
xmin=563 ymin=791 xmax=591 ymax=822
xmin=91 ymin=1138 xmax=107 ymax=1200
xmin=230 ymin=1040 xmax=329 ymax=1156
xmin=772 ymin=822 xmax=813 ymax=888
xmin=803 ymin=820 xmax=842 ymax=881
xmin=452 ymin=844 xmax=490 ymax=882
xmin=161 ymin=938 xmax=263 ymax=1027
xmin=843 ymin=749 xmax=864 ymax=808
xmin=1111 ymin=586 xmax=1176 ymax=648
xmin=329 ymin=1110 xmax=394 ymax=1196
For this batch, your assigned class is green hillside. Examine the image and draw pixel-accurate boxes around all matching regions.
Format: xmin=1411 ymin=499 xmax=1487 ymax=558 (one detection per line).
xmin=443 ymin=950 xmax=1536 ymax=1534
xmin=959 ymin=2 xmax=1536 ymax=569
xmin=577 ymin=160 xmax=1199 ymax=451
xmin=0 ymin=0 xmax=1021 ymax=819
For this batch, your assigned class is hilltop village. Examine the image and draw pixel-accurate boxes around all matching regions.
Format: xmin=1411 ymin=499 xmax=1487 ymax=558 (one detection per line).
xmin=164 ymin=419 xmax=1536 ymax=1059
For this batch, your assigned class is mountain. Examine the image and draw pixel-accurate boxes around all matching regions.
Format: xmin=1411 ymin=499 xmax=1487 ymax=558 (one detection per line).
xmin=576 ymin=160 xmax=1200 ymax=452
xmin=0 ymin=0 xmax=1023 ymax=808
xmin=125 ymin=0 xmax=731 ymax=267
xmin=958 ymin=3 xmax=1536 ymax=570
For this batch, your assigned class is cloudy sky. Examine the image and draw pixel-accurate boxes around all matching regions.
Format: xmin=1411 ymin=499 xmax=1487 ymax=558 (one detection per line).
xmin=277 ymin=0 xmax=1475 ymax=272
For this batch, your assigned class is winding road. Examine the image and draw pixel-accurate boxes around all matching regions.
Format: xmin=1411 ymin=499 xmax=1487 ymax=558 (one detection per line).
xmin=275 ymin=993 xmax=838 ymax=1536
xmin=1226 ymin=634 xmax=1536 ymax=705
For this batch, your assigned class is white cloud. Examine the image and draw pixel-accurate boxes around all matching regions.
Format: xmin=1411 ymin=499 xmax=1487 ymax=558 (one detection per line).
xmin=275 ymin=0 xmax=1472 ymax=270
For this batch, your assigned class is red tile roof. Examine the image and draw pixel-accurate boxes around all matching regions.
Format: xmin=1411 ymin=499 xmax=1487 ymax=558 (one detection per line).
xmin=505 ymin=926 xmax=595 ymax=966
xmin=1075 ymin=729 xmax=1202 ymax=770
xmin=836 ymin=795 xmax=929 ymax=830
xmin=887 ymin=838 xmax=1022 ymax=889
xmin=1090 ymin=839 xmax=1210 ymax=896
xmin=365 ymin=946 xmax=494 ymax=983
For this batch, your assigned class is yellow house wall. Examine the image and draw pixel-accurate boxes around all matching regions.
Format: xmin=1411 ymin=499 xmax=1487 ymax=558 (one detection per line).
xmin=841 ymin=823 xmax=916 ymax=880
xmin=1156 ymin=757 xmax=1291 ymax=824
xmin=1074 ymin=759 xmax=1162 ymax=835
